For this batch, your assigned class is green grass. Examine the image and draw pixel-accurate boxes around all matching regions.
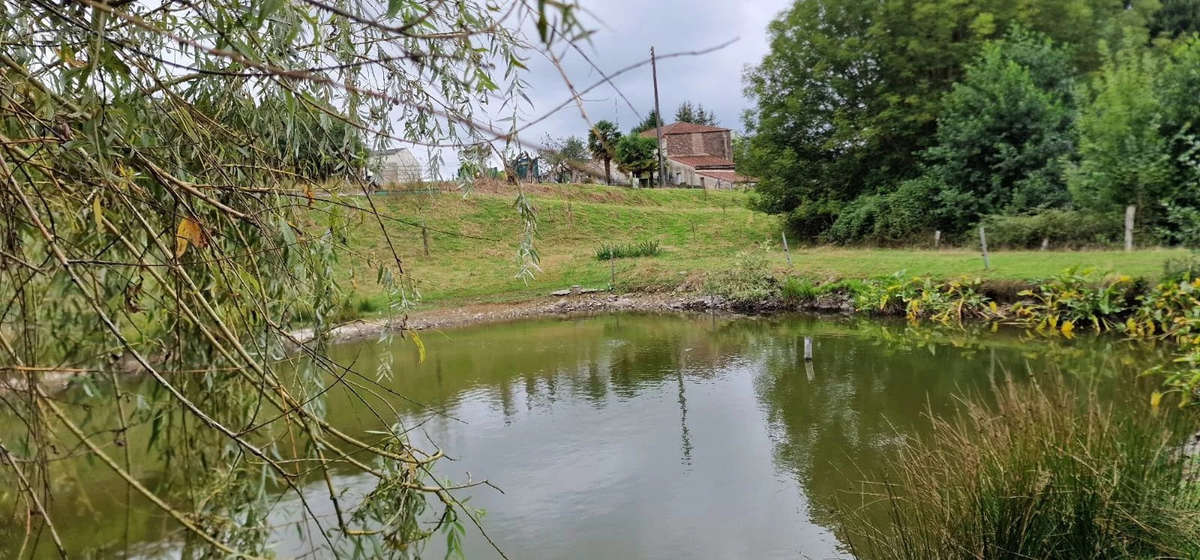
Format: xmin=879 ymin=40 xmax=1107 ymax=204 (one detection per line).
xmin=310 ymin=183 xmax=1191 ymax=313
xmin=595 ymin=240 xmax=661 ymax=260
xmin=840 ymin=377 xmax=1200 ymax=559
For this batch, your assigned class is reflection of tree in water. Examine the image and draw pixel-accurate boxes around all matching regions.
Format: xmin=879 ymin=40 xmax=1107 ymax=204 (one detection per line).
xmin=744 ymin=318 xmax=1169 ymax=529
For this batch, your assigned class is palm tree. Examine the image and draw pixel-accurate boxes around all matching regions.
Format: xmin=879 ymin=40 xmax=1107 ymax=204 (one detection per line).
xmin=587 ymin=120 xmax=622 ymax=185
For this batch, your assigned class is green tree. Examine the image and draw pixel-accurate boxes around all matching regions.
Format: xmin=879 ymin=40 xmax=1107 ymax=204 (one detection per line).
xmin=674 ymin=101 xmax=718 ymax=126
xmin=540 ymin=135 xmax=589 ymax=182
xmin=1067 ymin=34 xmax=1174 ymax=223
xmin=588 ymin=120 xmax=622 ymax=184
xmin=1150 ymin=0 xmax=1200 ymax=38
xmin=742 ymin=0 xmax=1158 ymax=238
xmin=0 ymin=1 xmax=580 ymax=557
xmin=631 ymin=109 xmax=663 ymax=135
xmin=921 ymin=28 xmax=1077 ymax=233
xmin=615 ymin=135 xmax=659 ymax=185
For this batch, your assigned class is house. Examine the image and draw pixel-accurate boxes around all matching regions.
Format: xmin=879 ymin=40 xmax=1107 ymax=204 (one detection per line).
xmin=370 ymin=148 xmax=422 ymax=185
xmin=638 ymin=122 xmax=754 ymax=189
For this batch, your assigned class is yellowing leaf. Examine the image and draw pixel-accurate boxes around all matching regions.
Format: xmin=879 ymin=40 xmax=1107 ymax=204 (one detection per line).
xmin=1150 ymin=391 xmax=1163 ymax=410
xmin=1060 ymin=320 xmax=1075 ymax=339
xmin=92 ymin=195 xmax=102 ymax=231
xmin=175 ymin=217 xmax=205 ymax=257
xmin=58 ymin=47 xmax=87 ymax=69
xmin=410 ymin=331 xmax=426 ymax=364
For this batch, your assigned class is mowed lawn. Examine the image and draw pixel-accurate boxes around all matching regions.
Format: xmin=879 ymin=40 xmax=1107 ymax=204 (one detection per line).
xmin=312 ymin=183 xmax=1192 ymax=310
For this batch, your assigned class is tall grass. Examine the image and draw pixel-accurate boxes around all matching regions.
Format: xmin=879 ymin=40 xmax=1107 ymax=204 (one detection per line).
xmin=840 ymin=377 xmax=1200 ymax=559
xmin=595 ymin=239 xmax=662 ymax=260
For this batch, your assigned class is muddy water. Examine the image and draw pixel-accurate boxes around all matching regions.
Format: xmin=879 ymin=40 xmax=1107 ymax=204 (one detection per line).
xmin=4 ymin=313 xmax=1168 ymax=558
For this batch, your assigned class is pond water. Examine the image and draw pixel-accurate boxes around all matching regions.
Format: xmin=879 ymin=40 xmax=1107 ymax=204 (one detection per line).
xmin=5 ymin=312 xmax=1170 ymax=558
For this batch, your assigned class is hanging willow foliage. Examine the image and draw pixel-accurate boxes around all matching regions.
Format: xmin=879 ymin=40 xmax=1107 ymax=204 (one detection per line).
xmin=0 ymin=0 xmax=582 ymax=557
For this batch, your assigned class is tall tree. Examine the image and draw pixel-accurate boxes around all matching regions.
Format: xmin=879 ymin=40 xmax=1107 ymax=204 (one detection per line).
xmin=921 ymin=28 xmax=1077 ymax=233
xmin=588 ymin=121 xmax=622 ymax=185
xmin=674 ymin=101 xmax=718 ymax=125
xmin=1068 ymin=34 xmax=1175 ymax=222
xmin=742 ymin=0 xmax=1158 ymax=237
xmin=631 ymin=109 xmax=663 ymax=135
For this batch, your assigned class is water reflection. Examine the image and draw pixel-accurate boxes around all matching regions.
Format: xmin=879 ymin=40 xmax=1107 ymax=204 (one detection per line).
xmin=4 ymin=312 xmax=1170 ymax=559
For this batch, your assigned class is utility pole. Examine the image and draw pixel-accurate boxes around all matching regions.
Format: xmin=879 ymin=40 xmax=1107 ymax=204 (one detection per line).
xmin=651 ymin=46 xmax=665 ymax=188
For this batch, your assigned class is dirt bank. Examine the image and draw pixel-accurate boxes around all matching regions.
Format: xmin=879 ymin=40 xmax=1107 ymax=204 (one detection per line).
xmin=296 ymin=290 xmax=852 ymax=345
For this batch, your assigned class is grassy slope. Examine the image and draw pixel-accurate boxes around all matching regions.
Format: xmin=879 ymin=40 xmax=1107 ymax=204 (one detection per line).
xmin=320 ymin=183 xmax=1190 ymax=311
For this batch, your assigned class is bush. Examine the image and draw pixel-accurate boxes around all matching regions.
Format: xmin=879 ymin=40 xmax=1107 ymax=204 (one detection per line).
xmin=595 ymin=240 xmax=661 ymax=260
xmin=840 ymin=378 xmax=1200 ymax=559
xmin=978 ymin=209 xmax=1123 ymax=249
xmin=1011 ymin=268 xmax=1144 ymax=334
xmin=705 ymin=250 xmax=777 ymax=304
xmin=780 ymin=276 xmax=819 ymax=304
xmin=826 ymin=178 xmax=939 ymax=245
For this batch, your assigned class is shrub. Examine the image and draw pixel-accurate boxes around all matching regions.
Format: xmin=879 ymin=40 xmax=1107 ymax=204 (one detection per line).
xmin=825 ymin=178 xmax=939 ymax=245
xmin=1012 ymin=268 xmax=1143 ymax=334
xmin=978 ymin=209 xmax=1123 ymax=249
xmin=780 ymin=276 xmax=819 ymax=304
xmin=852 ymin=273 xmax=997 ymax=323
xmin=840 ymin=378 xmax=1200 ymax=559
xmin=705 ymin=250 xmax=777 ymax=305
xmin=1164 ymin=252 xmax=1200 ymax=284
xmin=595 ymin=240 xmax=661 ymax=260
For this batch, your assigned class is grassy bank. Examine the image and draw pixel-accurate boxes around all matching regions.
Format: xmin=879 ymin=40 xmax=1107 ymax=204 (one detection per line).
xmin=316 ymin=182 xmax=1190 ymax=312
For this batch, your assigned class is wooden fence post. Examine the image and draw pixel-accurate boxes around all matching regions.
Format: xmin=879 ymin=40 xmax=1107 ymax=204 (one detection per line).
xmin=803 ymin=337 xmax=813 ymax=361
xmin=979 ymin=226 xmax=990 ymax=270
xmin=422 ymin=225 xmax=430 ymax=256
xmin=1041 ymin=237 xmax=1049 ymax=251
xmin=1125 ymin=205 xmax=1136 ymax=252
xmin=782 ymin=231 xmax=793 ymax=267
xmin=934 ymin=230 xmax=941 ymax=250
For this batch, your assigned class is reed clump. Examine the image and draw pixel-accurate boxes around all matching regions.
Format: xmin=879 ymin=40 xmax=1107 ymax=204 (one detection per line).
xmin=840 ymin=377 xmax=1200 ymax=559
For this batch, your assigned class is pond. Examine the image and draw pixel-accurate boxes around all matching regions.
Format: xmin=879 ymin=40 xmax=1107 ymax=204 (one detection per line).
xmin=4 ymin=312 xmax=1171 ymax=558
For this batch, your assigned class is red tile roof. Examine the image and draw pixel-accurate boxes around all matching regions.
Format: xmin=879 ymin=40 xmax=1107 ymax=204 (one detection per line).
xmin=639 ymin=122 xmax=730 ymax=138
xmin=669 ymin=155 xmax=735 ymax=169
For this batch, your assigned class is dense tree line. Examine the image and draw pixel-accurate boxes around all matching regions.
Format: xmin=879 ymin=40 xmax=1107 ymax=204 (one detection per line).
xmin=741 ymin=0 xmax=1200 ymax=246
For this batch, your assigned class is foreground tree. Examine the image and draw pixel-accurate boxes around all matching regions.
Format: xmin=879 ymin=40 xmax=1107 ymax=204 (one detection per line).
xmin=0 ymin=1 xmax=580 ymax=557
xmin=588 ymin=120 xmax=622 ymax=184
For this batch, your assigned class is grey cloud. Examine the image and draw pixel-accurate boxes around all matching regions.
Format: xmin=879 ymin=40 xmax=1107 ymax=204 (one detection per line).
xmin=518 ymin=0 xmax=790 ymax=143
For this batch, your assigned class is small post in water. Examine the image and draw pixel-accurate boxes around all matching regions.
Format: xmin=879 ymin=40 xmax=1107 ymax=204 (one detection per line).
xmin=781 ymin=231 xmax=793 ymax=267
xmin=979 ymin=226 xmax=990 ymax=270
xmin=1125 ymin=205 xmax=1136 ymax=252
xmin=803 ymin=337 xmax=813 ymax=361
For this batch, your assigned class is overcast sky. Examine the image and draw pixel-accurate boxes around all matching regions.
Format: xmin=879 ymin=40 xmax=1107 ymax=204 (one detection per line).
xmin=419 ymin=0 xmax=793 ymax=176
